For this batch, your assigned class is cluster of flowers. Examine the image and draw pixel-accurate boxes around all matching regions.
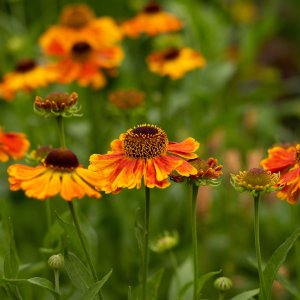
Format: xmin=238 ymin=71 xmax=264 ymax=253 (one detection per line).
xmin=1 ymin=92 xmax=299 ymax=204
xmin=0 ymin=2 xmax=206 ymax=102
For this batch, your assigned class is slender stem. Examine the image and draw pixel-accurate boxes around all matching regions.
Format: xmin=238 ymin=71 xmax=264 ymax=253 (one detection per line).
xmin=68 ymin=202 xmax=103 ymax=300
xmin=191 ymin=184 xmax=199 ymax=300
xmin=253 ymin=194 xmax=266 ymax=299
xmin=169 ymin=250 xmax=180 ymax=299
xmin=54 ymin=269 xmax=60 ymax=296
xmin=142 ymin=187 xmax=151 ymax=300
xmin=218 ymin=292 xmax=225 ymax=300
xmin=56 ymin=116 xmax=66 ymax=148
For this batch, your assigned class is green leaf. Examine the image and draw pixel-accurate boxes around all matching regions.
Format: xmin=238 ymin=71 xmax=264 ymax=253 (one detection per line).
xmin=82 ymin=269 xmax=112 ymax=300
xmin=3 ymin=277 xmax=57 ymax=294
xmin=64 ymin=251 xmax=93 ymax=291
xmin=230 ymin=288 xmax=259 ymax=300
xmin=148 ymin=269 xmax=164 ymax=300
xmin=197 ymin=269 xmax=222 ymax=296
xmin=263 ymin=226 xmax=300 ymax=299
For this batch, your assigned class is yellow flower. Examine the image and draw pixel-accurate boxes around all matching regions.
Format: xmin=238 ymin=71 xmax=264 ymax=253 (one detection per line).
xmin=0 ymin=59 xmax=58 ymax=101
xmin=122 ymin=1 xmax=182 ymax=38
xmin=8 ymin=148 xmax=102 ymax=201
xmin=0 ymin=128 xmax=30 ymax=162
xmin=147 ymin=47 xmax=206 ymax=80
xmin=89 ymin=124 xmax=199 ymax=192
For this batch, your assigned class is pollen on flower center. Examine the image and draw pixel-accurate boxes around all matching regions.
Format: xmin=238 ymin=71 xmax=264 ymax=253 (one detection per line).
xmin=71 ymin=42 xmax=92 ymax=61
xmin=15 ymin=59 xmax=36 ymax=73
xmin=123 ymin=124 xmax=168 ymax=159
xmin=44 ymin=148 xmax=79 ymax=170
xmin=144 ymin=2 xmax=161 ymax=14
xmin=296 ymin=144 xmax=300 ymax=163
xmin=243 ymin=168 xmax=273 ymax=186
xmin=164 ymin=48 xmax=180 ymax=60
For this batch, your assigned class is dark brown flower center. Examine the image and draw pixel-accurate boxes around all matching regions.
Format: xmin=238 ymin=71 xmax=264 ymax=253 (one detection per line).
xmin=60 ymin=4 xmax=95 ymax=28
xmin=123 ymin=124 xmax=168 ymax=159
xmin=45 ymin=148 xmax=79 ymax=169
xmin=243 ymin=168 xmax=272 ymax=186
xmin=34 ymin=92 xmax=78 ymax=111
xmin=15 ymin=59 xmax=36 ymax=73
xmin=144 ymin=2 xmax=161 ymax=14
xmin=296 ymin=144 xmax=300 ymax=163
xmin=71 ymin=42 xmax=92 ymax=62
xmin=164 ymin=48 xmax=180 ymax=60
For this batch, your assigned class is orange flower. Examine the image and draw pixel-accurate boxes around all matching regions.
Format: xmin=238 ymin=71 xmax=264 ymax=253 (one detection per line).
xmin=89 ymin=124 xmax=199 ymax=192
xmin=261 ymin=144 xmax=300 ymax=204
xmin=39 ymin=4 xmax=122 ymax=56
xmin=0 ymin=128 xmax=30 ymax=162
xmin=147 ymin=47 xmax=206 ymax=80
xmin=108 ymin=89 xmax=145 ymax=109
xmin=121 ymin=2 xmax=182 ymax=38
xmin=8 ymin=148 xmax=102 ymax=201
xmin=0 ymin=60 xmax=58 ymax=101
xmin=54 ymin=41 xmax=124 ymax=88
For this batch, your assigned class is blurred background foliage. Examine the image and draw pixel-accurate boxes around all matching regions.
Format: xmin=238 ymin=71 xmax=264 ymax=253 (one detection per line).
xmin=1 ymin=0 xmax=300 ymax=299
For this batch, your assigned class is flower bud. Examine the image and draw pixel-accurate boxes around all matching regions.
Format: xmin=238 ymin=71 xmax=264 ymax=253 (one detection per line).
xmin=48 ymin=254 xmax=64 ymax=270
xmin=214 ymin=276 xmax=233 ymax=292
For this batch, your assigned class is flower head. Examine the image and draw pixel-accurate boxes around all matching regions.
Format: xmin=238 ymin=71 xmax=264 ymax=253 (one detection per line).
xmin=121 ymin=1 xmax=182 ymax=38
xmin=48 ymin=254 xmax=65 ymax=270
xmin=261 ymin=144 xmax=300 ymax=204
xmin=170 ymin=157 xmax=222 ymax=186
xmin=214 ymin=277 xmax=233 ymax=292
xmin=0 ymin=59 xmax=58 ymax=101
xmin=34 ymin=92 xmax=81 ymax=118
xmin=147 ymin=47 xmax=206 ymax=80
xmin=108 ymin=89 xmax=145 ymax=109
xmin=150 ymin=231 xmax=179 ymax=253
xmin=0 ymin=128 xmax=30 ymax=162
xmin=89 ymin=124 xmax=199 ymax=192
xmin=8 ymin=148 xmax=102 ymax=201
xmin=231 ymin=168 xmax=281 ymax=197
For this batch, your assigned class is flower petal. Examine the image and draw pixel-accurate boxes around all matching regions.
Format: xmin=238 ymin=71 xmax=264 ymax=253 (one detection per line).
xmin=167 ymin=138 xmax=199 ymax=159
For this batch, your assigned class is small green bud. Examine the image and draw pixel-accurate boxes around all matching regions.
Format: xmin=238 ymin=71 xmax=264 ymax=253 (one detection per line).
xmin=48 ymin=254 xmax=64 ymax=270
xmin=214 ymin=276 xmax=233 ymax=292
xmin=150 ymin=231 xmax=179 ymax=253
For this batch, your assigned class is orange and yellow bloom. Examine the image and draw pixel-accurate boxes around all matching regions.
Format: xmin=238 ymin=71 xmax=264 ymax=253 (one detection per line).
xmin=0 ymin=128 xmax=30 ymax=162
xmin=89 ymin=124 xmax=199 ymax=192
xmin=121 ymin=2 xmax=182 ymax=38
xmin=0 ymin=59 xmax=58 ymax=101
xmin=8 ymin=148 xmax=102 ymax=201
xmin=261 ymin=144 xmax=300 ymax=204
xmin=147 ymin=47 xmax=206 ymax=80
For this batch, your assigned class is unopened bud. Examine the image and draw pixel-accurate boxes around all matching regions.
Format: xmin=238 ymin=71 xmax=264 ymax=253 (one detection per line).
xmin=48 ymin=254 xmax=64 ymax=270
xmin=214 ymin=276 xmax=233 ymax=292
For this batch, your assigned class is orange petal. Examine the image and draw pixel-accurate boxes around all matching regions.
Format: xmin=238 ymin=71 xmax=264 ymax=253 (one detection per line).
xmin=167 ymin=138 xmax=199 ymax=159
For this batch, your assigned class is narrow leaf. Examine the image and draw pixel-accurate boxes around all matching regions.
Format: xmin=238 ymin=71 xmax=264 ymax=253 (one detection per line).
xmin=263 ymin=227 xmax=300 ymax=299
xmin=148 ymin=269 xmax=164 ymax=300
xmin=82 ymin=269 xmax=112 ymax=300
xmin=197 ymin=269 xmax=222 ymax=295
xmin=230 ymin=288 xmax=259 ymax=300
xmin=64 ymin=251 xmax=93 ymax=291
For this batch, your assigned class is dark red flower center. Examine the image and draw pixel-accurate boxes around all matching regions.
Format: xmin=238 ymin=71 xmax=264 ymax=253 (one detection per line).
xmin=144 ymin=2 xmax=161 ymax=14
xmin=164 ymin=48 xmax=180 ymax=60
xmin=45 ymin=148 xmax=79 ymax=169
xmin=15 ymin=59 xmax=36 ymax=73
xmin=71 ymin=42 xmax=92 ymax=61
xmin=123 ymin=124 xmax=168 ymax=159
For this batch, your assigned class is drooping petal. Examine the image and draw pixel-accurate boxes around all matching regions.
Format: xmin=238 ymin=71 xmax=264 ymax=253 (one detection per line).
xmin=61 ymin=173 xmax=85 ymax=201
xmin=8 ymin=164 xmax=47 ymax=180
xmin=72 ymin=172 xmax=101 ymax=198
xmin=167 ymin=138 xmax=199 ymax=159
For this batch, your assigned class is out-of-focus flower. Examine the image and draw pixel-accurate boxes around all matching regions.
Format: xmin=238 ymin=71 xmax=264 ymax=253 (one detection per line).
xmin=89 ymin=124 xmax=199 ymax=192
xmin=121 ymin=1 xmax=182 ymax=38
xmin=0 ymin=59 xmax=58 ymax=101
xmin=108 ymin=89 xmax=145 ymax=109
xmin=53 ymin=41 xmax=124 ymax=88
xmin=230 ymin=1 xmax=258 ymax=24
xmin=147 ymin=47 xmax=206 ymax=80
xmin=8 ymin=148 xmax=102 ymax=201
xmin=261 ymin=144 xmax=300 ymax=204
xmin=27 ymin=145 xmax=53 ymax=164
xmin=231 ymin=168 xmax=281 ymax=197
xmin=0 ymin=128 xmax=30 ymax=162
xmin=34 ymin=92 xmax=81 ymax=118
xmin=150 ymin=231 xmax=179 ymax=253
xmin=170 ymin=157 xmax=222 ymax=186
xmin=39 ymin=3 xmax=122 ymax=56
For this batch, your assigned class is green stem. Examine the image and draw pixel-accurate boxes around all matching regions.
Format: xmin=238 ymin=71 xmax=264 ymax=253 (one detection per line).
xmin=45 ymin=200 xmax=52 ymax=230
xmin=218 ymin=292 xmax=225 ymax=300
xmin=191 ymin=184 xmax=199 ymax=300
xmin=68 ymin=202 xmax=103 ymax=300
xmin=56 ymin=116 xmax=66 ymax=148
xmin=169 ymin=250 xmax=180 ymax=299
xmin=54 ymin=269 xmax=60 ymax=297
xmin=254 ymin=194 xmax=266 ymax=299
xmin=142 ymin=187 xmax=151 ymax=300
